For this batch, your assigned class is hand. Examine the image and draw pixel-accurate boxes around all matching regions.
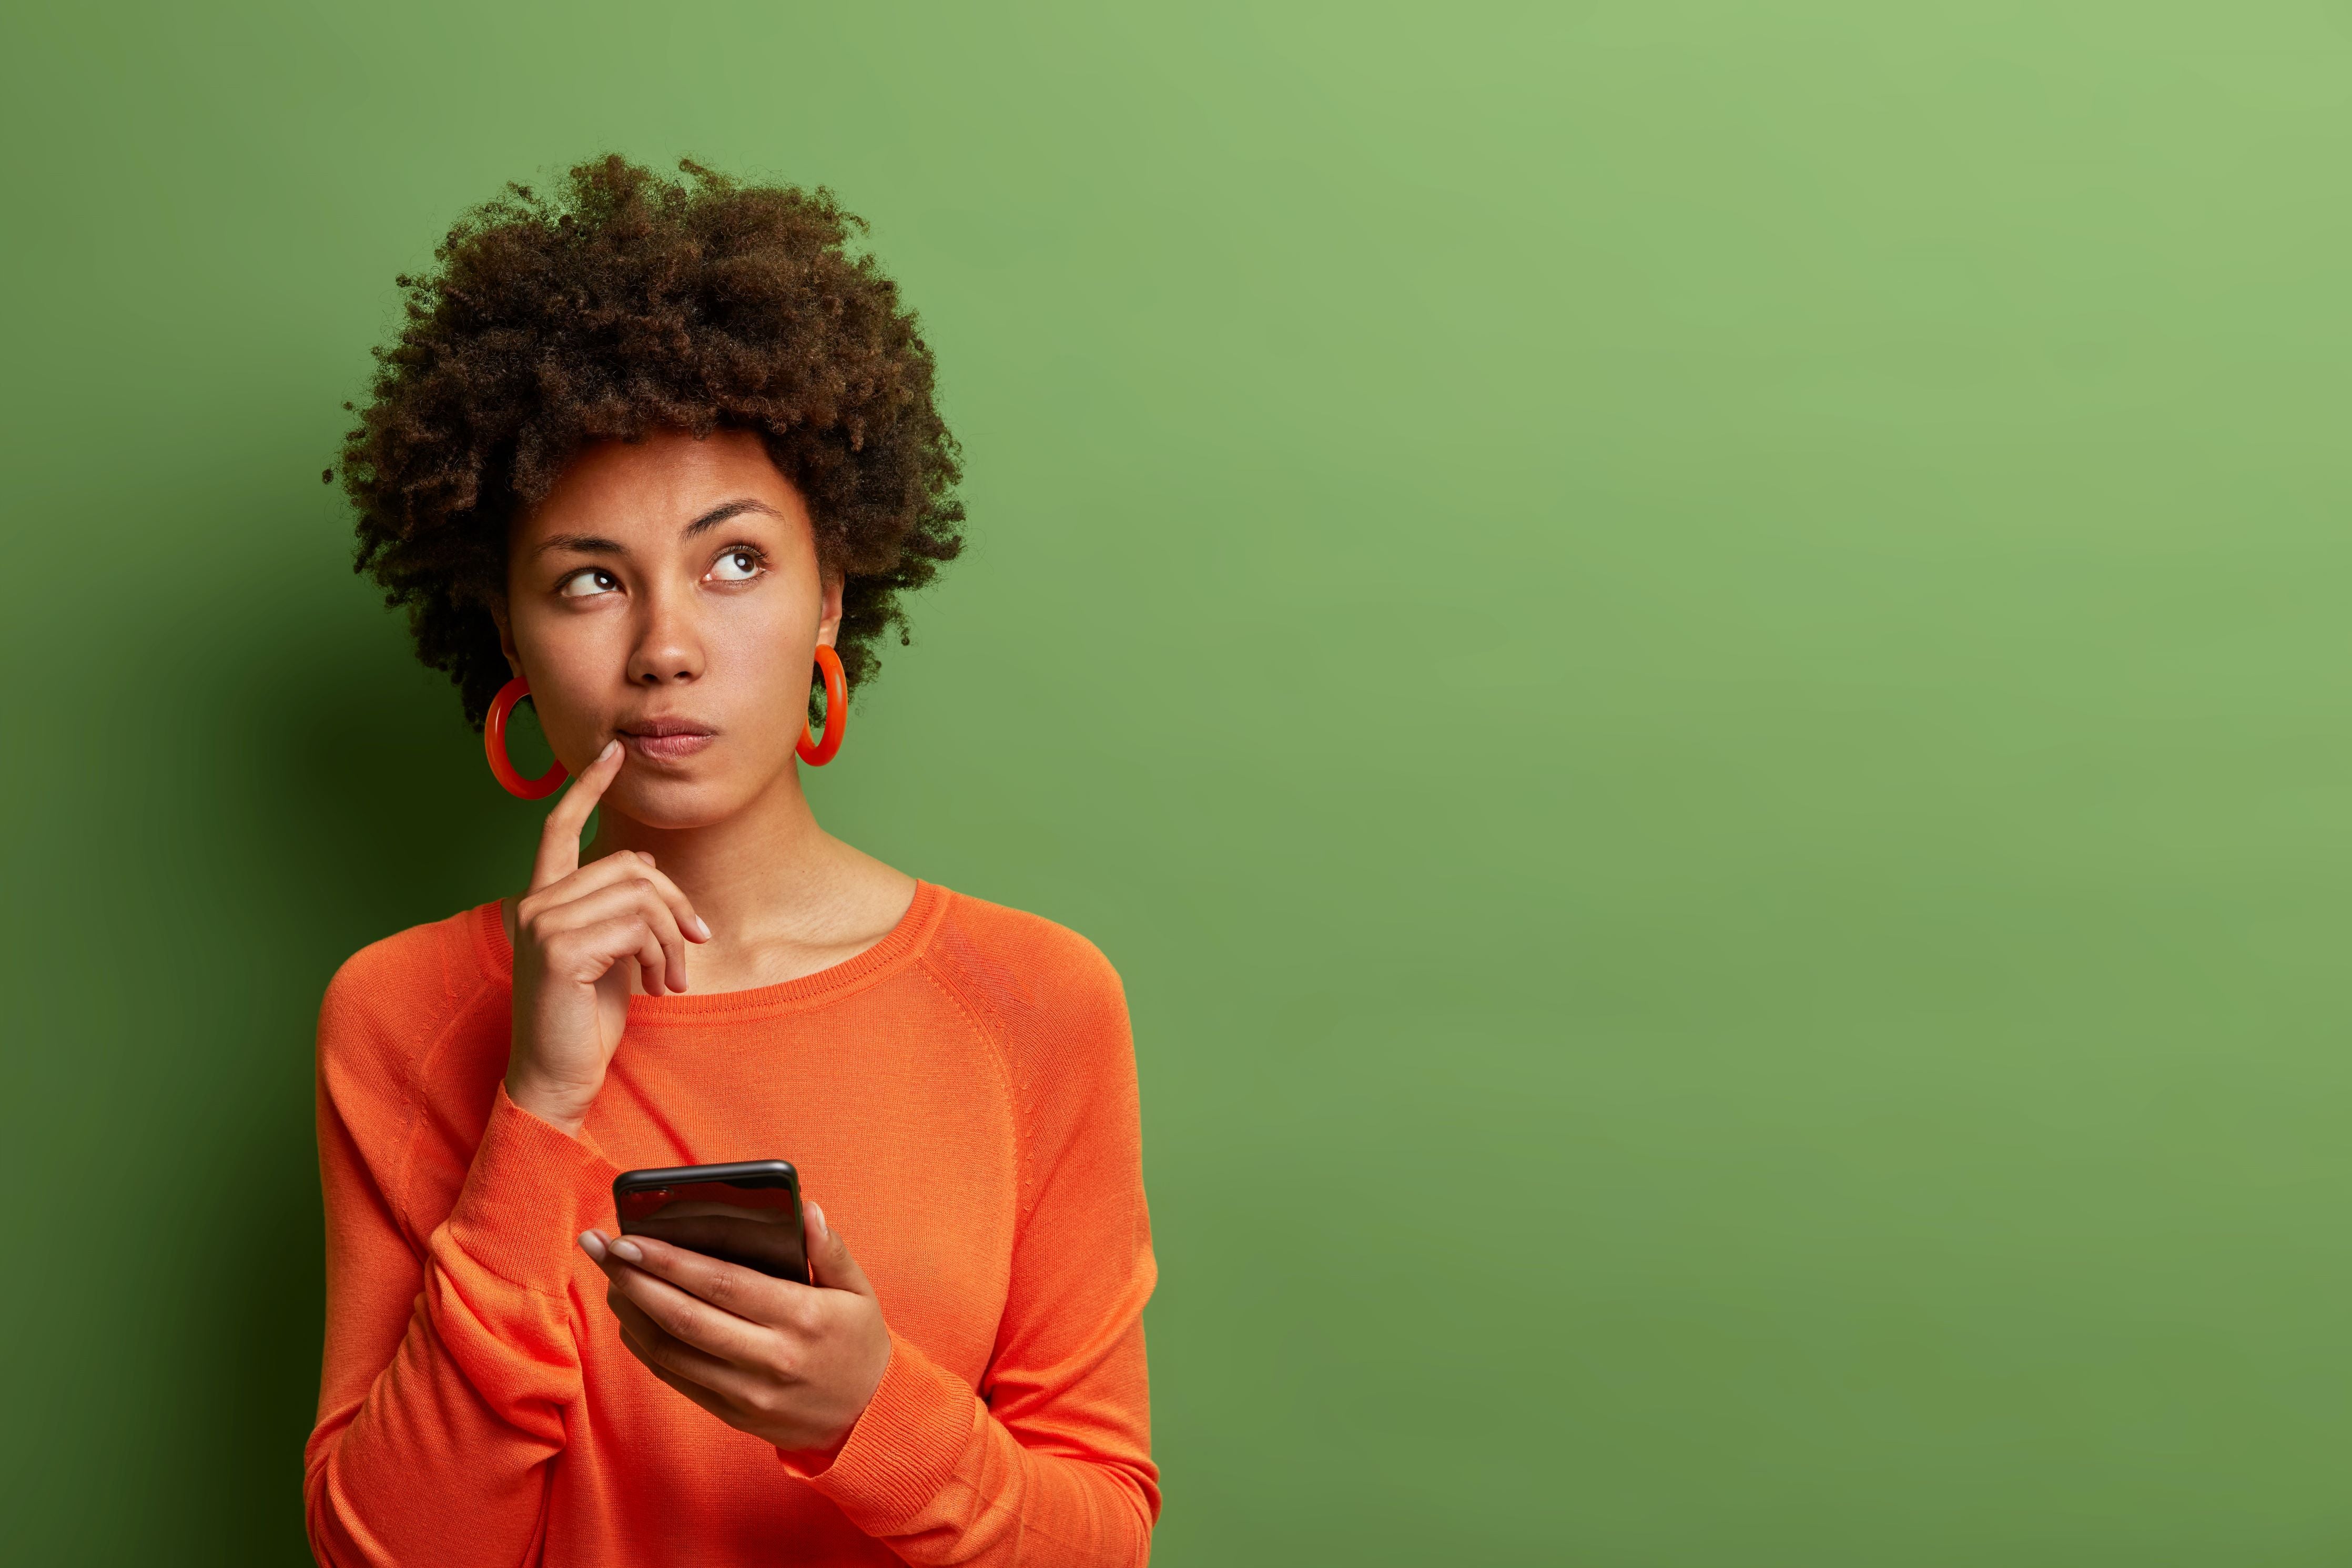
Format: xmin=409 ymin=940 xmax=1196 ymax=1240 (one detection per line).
xmin=505 ymin=740 xmax=711 ymax=1135
xmin=580 ymin=1204 xmax=892 ymax=1460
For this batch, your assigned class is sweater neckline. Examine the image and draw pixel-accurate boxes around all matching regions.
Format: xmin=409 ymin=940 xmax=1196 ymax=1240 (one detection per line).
xmin=470 ymin=880 xmax=949 ymax=1022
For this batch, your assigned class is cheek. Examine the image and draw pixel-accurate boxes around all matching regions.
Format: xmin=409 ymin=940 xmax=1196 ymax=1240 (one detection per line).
xmin=510 ymin=605 xmax=628 ymax=758
xmin=711 ymin=609 xmax=818 ymax=725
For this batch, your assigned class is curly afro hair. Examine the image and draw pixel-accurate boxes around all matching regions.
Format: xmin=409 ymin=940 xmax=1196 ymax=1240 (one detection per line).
xmin=334 ymin=155 xmax=965 ymax=727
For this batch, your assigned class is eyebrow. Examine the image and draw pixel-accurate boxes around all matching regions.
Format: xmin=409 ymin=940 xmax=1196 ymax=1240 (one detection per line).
xmin=533 ymin=498 xmax=783 ymax=558
xmin=683 ymin=498 xmax=782 ymax=537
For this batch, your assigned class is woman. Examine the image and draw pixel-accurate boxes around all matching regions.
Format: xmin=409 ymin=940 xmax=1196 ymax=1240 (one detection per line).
xmin=306 ymin=157 xmax=1157 ymax=1567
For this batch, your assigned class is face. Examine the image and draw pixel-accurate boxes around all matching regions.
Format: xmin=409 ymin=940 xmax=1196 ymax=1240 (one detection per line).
xmin=498 ymin=429 xmax=842 ymax=830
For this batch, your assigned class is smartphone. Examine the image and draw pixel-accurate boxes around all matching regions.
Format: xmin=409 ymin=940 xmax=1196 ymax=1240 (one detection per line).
xmin=611 ymin=1160 xmax=808 ymax=1284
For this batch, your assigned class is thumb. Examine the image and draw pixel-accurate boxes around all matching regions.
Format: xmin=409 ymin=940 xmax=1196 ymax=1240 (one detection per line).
xmin=806 ymin=1202 xmax=875 ymax=1298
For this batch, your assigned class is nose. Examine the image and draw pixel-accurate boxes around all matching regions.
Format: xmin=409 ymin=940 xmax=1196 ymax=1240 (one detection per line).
xmin=626 ymin=584 xmax=705 ymax=687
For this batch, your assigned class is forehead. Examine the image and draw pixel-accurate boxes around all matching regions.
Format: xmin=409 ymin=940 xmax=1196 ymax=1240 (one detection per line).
xmin=521 ymin=429 xmax=805 ymax=539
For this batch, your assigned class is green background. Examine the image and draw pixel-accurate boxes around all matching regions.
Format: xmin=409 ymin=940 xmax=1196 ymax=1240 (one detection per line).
xmin=4 ymin=2 xmax=2349 ymax=1562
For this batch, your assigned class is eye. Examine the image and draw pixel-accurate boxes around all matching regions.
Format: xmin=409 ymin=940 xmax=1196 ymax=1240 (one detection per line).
xmin=558 ymin=568 xmax=621 ymax=599
xmin=707 ymin=547 xmax=765 ymax=584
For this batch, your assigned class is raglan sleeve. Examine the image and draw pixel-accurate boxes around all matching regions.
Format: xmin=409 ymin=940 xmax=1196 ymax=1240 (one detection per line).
xmin=788 ymin=930 xmax=1160 ymax=1565
xmin=302 ymin=940 xmax=619 ymax=1568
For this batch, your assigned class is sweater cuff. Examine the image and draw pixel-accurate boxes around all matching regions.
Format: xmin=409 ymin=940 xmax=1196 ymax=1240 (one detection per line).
xmin=785 ymin=1331 xmax=979 ymax=1529
xmin=441 ymin=1083 xmax=619 ymax=1290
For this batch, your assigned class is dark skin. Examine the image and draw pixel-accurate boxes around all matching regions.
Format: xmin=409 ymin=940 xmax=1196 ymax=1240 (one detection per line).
xmin=491 ymin=428 xmax=911 ymax=1462
xmin=582 ymin=1210 xmax=886 ymax=1456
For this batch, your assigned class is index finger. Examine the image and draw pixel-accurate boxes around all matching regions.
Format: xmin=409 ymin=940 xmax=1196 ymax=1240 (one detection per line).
xmin=531 ymin=738 xmax=623 ymax=892
xmin=608 ymin=1231 xmax=813 ymax=1329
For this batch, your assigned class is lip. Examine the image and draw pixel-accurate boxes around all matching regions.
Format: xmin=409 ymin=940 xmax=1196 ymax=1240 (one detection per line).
xmin=617 ymin=719 xmax=717 ymax=762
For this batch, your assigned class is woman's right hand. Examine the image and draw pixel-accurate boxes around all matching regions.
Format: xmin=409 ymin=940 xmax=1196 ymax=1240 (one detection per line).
xmin=505 ymin=739 xmax=712 ymax=1136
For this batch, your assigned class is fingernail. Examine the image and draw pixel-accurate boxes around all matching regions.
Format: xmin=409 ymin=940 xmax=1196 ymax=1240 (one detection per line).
xmin=807 ymin=1203 xmax=826 ymax=1239
xmin=693 ymin=917 xmax=712 ymax=941
xmin=610 ymin=1237 xmax=644 ymax=1264
xmin=578 ymin=1230 xmax=609 ymax=1262
xmin=601 ymin=739 xmax=621 ymax=761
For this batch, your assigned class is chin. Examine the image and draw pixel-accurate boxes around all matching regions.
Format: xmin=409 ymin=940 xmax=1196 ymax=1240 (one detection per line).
xmin=605 ymin=772 xmax=763 ymax=832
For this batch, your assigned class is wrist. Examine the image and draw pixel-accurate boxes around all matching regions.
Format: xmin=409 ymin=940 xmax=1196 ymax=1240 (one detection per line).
xmin=775 ymin=1335 xmax=890 ymax=1469
xmin=503 ymin=1070 xmax=594 ymax=1136
xmin=824 ymin=1332 xmax=893 ymax=1455
xmin=785 ymin=1424 xmax=856 ymax=1468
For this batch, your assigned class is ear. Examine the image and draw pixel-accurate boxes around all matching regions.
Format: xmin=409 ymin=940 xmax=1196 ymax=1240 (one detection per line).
xmin=491 ymin=597 xmax=523 ymax=679
xmin=816 ymin=573 xmax=845 ymax=649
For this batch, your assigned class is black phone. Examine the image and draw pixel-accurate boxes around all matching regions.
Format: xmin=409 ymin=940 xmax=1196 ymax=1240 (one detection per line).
xmin=611 ymin=1160 xmax=808 ymax=1284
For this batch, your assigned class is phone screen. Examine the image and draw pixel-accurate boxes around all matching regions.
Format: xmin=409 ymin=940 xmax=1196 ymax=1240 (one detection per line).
xmin=616 ymin=1178 xmax=807 ymax=1282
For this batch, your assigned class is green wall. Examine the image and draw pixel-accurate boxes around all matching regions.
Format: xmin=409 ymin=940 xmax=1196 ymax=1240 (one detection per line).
xmin=5 ymin=3 xmax=2350 ymax=1562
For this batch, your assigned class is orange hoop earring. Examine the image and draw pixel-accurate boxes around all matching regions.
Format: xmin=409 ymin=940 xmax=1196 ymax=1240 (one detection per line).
xmin=798 ymin=644 xmax=847 ymax=767
xmin=485 ymin=677 xmax=569 ymax=799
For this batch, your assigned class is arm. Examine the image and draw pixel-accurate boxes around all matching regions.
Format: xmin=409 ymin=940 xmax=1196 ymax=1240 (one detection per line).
xmin=305 ymin=1022 xmax=617 ymax=1566
xmin=793 ymin=1250 xmax=1157 ymax=1565
xmin=309 ymin=743 xmax=706 ymax=1565
xmin=797 ymin=960 xmax=1159 ymax=1566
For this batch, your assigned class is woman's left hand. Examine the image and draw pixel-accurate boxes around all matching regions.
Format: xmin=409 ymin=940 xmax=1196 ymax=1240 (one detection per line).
xmin=580 ymin=1204 xmax=892 ymax=1460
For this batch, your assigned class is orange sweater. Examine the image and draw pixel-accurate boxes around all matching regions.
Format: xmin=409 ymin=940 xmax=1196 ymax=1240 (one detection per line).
xmin=305 ymin=882 xmax=1157 ymax=1566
